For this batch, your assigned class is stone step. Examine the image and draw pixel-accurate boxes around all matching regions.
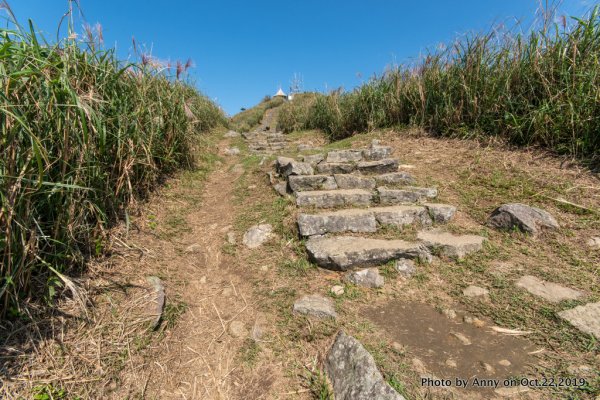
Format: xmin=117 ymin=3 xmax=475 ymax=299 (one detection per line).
xmin=316 ymin=162 xmax=356 ymax=175
xmin=326 ymin=149 xmax=363 ymax=163
xmin=306 ymin=236 xmax=430 ymax=271
xmin=378 ymin=187 xmax=438 ymax=205
xmin=276 ymin=157 xmax=314 ymax=177
xmin=289 ymin=175 xmax=338 ymax=192
xmin=297 ymin=205 xmax=435 ymax=236
xmin=357 ymin=159 xmax=399 ymax=174
xmin=374 ymin=172 xmax=415 ymax=186
xmin=334 ymin=174 xmax=376 ymax=190
xmin=416 ymin=229 xmax=485 ymax=259
xmin=296 ymin=189 xmax=373 ymax=208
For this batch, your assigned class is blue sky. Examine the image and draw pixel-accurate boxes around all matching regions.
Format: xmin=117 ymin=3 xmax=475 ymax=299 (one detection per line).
xmin=5 ymin=1 xmax=591 ymax=115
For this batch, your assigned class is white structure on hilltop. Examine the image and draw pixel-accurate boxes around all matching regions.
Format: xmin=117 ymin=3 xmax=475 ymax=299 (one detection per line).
xmin=274 ymin=88 xmax=287 ymax=99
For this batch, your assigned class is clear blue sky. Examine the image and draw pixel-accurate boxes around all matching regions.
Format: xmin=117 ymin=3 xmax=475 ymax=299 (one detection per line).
xmin=5 ymin=1 xmax=591 ymax=116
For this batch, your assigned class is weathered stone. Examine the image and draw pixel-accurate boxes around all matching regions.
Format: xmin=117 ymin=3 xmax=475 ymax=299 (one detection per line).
xmin=424 ymin=203 xmax=456 ymax=223
xmin=587 ymin=237 xmax=600 ymax=249
xmin=305 ymin=236 xmax=431 ymax=271
xmin=243 ymin=224 xmax=273 ymax=248
xmin=334 ymin=174 xmax=376 ymax=190
xmin=273 ymin=182 xmax=288 ymax=196
xmin=297 ymin=209 xmax=377 ymax=236
xmin=559 ymin=302 xmax=600 ymax=338
xmin=374 ymin=172 xmax=415 ymax=186
xmin=346 ymin=268 xmax=385 ymax=288
xmin=316 ymin=162 xmax=356 ymax=175
xmin=516 ymin=275 xmax=583 ymax=303
xmin=325 ymin=331 xmax=405 ymax=400
xmin=451 ymin=332 xmax=472 ymax=346
xmin=276 ymin=156 xmax=314 ymax=177
xmin=417 ymin=229 xmax=486 ymax=259
xmin=406 ymin=186 xmax=438 ymax=199
xmin=288 ymin=175 xmax=337 ymax=192
xmin=229 ymin=321 xmax=248 ymax=338
xmin=224 ymin=147 xmax=240 ymax=155
xmin=362 ymin=145 xmax=393 ymax=161
xmin=487 ymin=203 xmax=559 ymax=235
xmin=226 ymin=232 xmax=236 ymax=245
xmin=327 ymin=149 xmax=363 ymax=163
xmin=498 ymin=359 xmax=511 ymax=367
xmin=357 ymin=159 xmax=399 ymax=174
xmin=371 ymin=205 xmax=431 ymax=226
xmin=184 ymin=243 xmax=203 ymax=253
xmin=302 ymin=153 xmax=325 ymax=166
xmin=224 ymin=130 xmax=240 ymax=138
xmin=293 ymin=294 xmax=337 ymax=318
xmin=296 ymin=189 xmax=372 ymax=208
xmin=331 ymin=285 xmax=345 ymax=296
xmin=395 ymin=258 xmax=416 ymax=277
xmin=377 ymin=187 xmax=422 ymax=204
xmin=146 ymin=276 xmax=165 ymax=330
xmin=463 ymin=285 xmax=489 ymax=298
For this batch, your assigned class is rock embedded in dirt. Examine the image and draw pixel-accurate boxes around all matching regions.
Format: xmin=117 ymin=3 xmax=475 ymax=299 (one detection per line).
xmin=395 ymin=258 xmax=416 ymax=277
xmin=326 ymin=149 xmax=364 ymax=163
xmin=293 ymin=294 xmax=337 ymax=318
xmin=224 ymin=147 xmax=240 ymax=155
xmin=558 ymin=301 xmax=600 ymax=338
xmin=362 ymin=145 xmax=393 ymax=161
xmin=451 ymin=332 xmax=472 ymax=346
xmin=229 ymin=321 xmax=248 ymax=338
xmin=146 ymin=276 xmax=165 ymax=331
xmin=315 ymin=162 xmax=356 ymax=175
xmin=371 ymin=205 xmax=431 ymax=227
xmin=442 ymin=309 xmax=457 ymax=319
xmin=357 ymin=158 xmax=399 ymax=174
xmin=487 ymin=203 xmax=559 ymax=235
xmin=295 ymin=189 xmax=372 ymax=208
xmin=297 ymin=209 xmax=377 ymax=236
xmin=226 ymin=232 xmax=236 ymax=245
xmin=276 ymin=156 xmax=314 ymax=177
xmin=516 ymin=275 xmax=583 ymax=303
xmin=273 ymin=182 xmax=288 ymax=197
xmin=587 ymin=236 xmax=600 ymax=249
xmin=325 ymin=331 xmax=406 ymax=400
xmin=224 ymin=130 xmax=240 ymax=138
xmin=498 ymin=359 xmax=511 ymax=367
xmin=346 ymin=268 xmax=385 ymax=288
xmin=184 ymin=243 xmax=203 ymax=253
xmin=243 ymin=224 xmax=274 ymax=248
xmin=334 ymin=174 xmax=376 ymax=190
xmin=302 ymin=153 xmax=325 ymax=166
xmin=417 ymin=229 xmax=486 ymax=259
xmin=373 ymin=172 xmax=415 ymax=186
xmin=305 ymin=235 xmax=431 ymax=271
xmin=424 ymin=203 xmax=456 ymax=223
xmin=288 ymin=175 xmax=337 ymax=192
xmin=462 ymin=285 xmax=489 ymax=298
xmin=331 ymin=285 xmax=345 ymax=296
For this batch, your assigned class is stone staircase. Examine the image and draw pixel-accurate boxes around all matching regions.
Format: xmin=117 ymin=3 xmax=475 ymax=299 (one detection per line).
xmin=273 ymin=141 xmax=486 ymax=273
xmin=242 ymin=107 xmax=290 ymax=153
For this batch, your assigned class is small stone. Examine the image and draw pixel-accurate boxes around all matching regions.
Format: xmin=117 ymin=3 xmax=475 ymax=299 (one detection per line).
xmin=558 ymin=301 xmax=600 ymax=338
xmin=251 ymin=313 xmax=268 ymax=341
xmin=226 ymin=232 xmax=236 ymax=245
xmin=260 ymin=265 xmax=269 ymax=272
xmin=487 ymin=203 xmax=559 ymax=236
xmin=451 ymin=332 xmax=472 ymax=345
xmin=243 ymin=224 xmax=273 ymax=248
xmin=445 ymin=359 xmax=457 ymax=368
xmin=199 ymin=276 xmax=207 ymax=284
xmin=463 ymin=285 xmax=489 ymax=298
xmin=498 ymin=359 xmax=512 ymax=367
xmin=273 ymin=182 xmax=288 ymax=196
xmin=516 ymin=275 xmax=583 ymax=303
xmin=346 ymin=268 xmax=385 ymax=288
xmin=411 ymin=358 xmax=427 ymax=374
xmin=248 ymin=185 xmax=257 ymax=189
xmin=424 ymin=203 xmax=456 ymax=223
xmin=229 ymin=321 xmax=248 ymax=338
xmin=442 ymin=309 xmax=457 ymax=319
xmin=586 ymin=237 xmax=600 ymax=249
xmin=293 ymin=294 xmax=337 ymax=318
xmin=395 ymin=258 xmax=416 ymax=277
xmin=331 ymin=285 xmax=345 ymax=296
xmin=224 ymin=147 xmax=240 ymax=155
xmin=481 ymin=362 xmax=495 ymax=373
xmin=463 ymin=315 xmax=485 ymax=327
xmin=391 ymin=342 xmax=405 ymax=353
xmin=185 ymin=243 xmax=202 ymax=253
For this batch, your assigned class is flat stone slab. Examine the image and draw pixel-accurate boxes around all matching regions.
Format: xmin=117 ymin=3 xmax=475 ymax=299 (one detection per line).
xmin=424 ymin=203 xmax=456 ymax=223
xmin=327 ymin=149 xmax=364 ymax=163
xmin=558 ymin=302 xmax=600 ymax=338
xmin=243 ymin=224 xmax=273 ymax=248
xmin=362 ymin=145 xmax=393 ymax=161
xmin=315 ymin=162 xmax=356 ymax=175
xmin=293 ymin=294 xmax=337 ymax=318
xmin=357 ymin=159 xmax=399 ymax=174
xmin=346 ymin=268 xmax=384 ymax=288
xmin=370 ymin=205 xmax=431 ymax=226
xmin=296 ymin=189 xmax=372 ymax=208
xmin=302 ymin=153 xmax=325 ymax=166
xmin=334 ymin=174 xmax=376 ymax=190
xmin=377 ymin=187 xmax=422 ymax=204
xmin=325 ymin=331 xmax=405 ymax=400
xmin=516 ymin=275 xmax=583 ymax=303
xmin=288 ymin=175 xmax=337 ymax=192
xmin=224 ymin=130 xmax=240 ymax=138
xmin=298 ymin=209 xmax=377 ymax=236
xmin=276 ymin=156 xmax=314 ymax=177
xmin=306 ymin=235 xmax=430 ymax=271
xmin=374 ymin=172 xmax=414 ymax=186
xmin=417 ymin=230 xmax=485 ymax=259
xmin=487 ymin=203 xmax=559 ymax=235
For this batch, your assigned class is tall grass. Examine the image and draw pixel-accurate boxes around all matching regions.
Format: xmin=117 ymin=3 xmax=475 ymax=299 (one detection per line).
xmin=278 ymin=7 xmax=600 ymax=163
xmin=0 ymin=15 xmax=225 ymax=315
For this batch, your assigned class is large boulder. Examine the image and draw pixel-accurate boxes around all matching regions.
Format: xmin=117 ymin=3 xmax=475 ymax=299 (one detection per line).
xmin=487 ymin=203 xmax=559 ymax=235
xmin=325 ymin=331 xmax=406 ymax=400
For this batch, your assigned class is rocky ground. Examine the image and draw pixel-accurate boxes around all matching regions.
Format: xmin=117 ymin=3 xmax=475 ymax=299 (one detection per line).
xmin=2 ymin=116 xmax=599 ymax=399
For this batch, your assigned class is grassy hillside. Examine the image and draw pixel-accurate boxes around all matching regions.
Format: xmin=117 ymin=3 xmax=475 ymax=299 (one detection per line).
xmin=230 ymin=96 xmax=285 ymax=132
xmin=278 ymin=7 xmax=600 ymax=164
xmin=0 ymin=20 xmax=225 ymax=316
